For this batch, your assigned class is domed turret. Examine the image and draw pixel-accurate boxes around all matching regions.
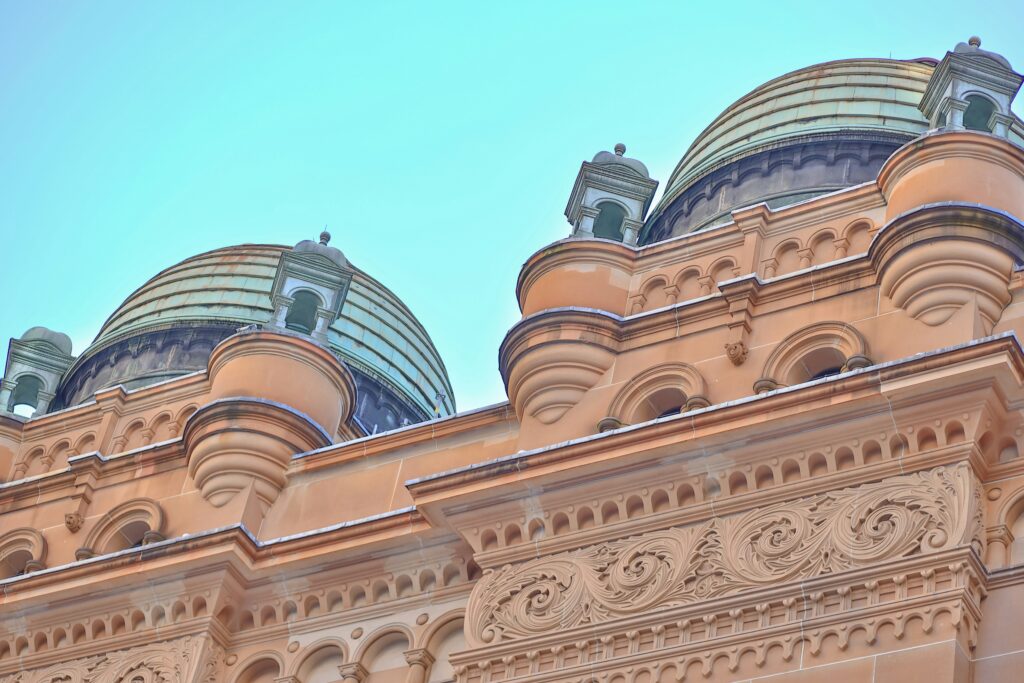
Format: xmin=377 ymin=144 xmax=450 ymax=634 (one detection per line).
xmin=54 ymin=241 xmax=454 ymax=434
xmin=642 ymin=56 xmax=1024 ymax=244
xmin=565 ymin=143 xmax=659 ymax=245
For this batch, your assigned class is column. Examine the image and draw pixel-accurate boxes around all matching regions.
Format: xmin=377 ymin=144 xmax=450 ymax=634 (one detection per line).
xmin=338 ymin=662 xmax=368 ymax=683
xmin=0 ymin=379 xmax=14 ymax=411
xmin=404 ymin=649 xmax=435 ymax=683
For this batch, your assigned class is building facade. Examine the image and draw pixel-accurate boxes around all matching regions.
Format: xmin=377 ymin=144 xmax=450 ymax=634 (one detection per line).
xmin=2 ymin=38 xmax=1024 ymax=682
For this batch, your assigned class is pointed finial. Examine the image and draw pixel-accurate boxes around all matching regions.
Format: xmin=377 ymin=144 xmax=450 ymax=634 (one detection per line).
xmin=614 ymin=143 xmax=626 ymax=156
xmin=319 ymin=226 xmax=331 ymax=245
xmin=969 ymin=36 xmax=981 ymax=47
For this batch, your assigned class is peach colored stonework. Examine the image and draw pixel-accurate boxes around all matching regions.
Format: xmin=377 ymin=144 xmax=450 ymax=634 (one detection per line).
xmin=2 ymin=38 xmax=1024 ymax=683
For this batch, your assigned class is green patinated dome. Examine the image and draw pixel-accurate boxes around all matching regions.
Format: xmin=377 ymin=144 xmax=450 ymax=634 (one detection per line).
xmin=664 ymin=58 xmax=937 ymax=204
xmin=60 ymin=244 xmax=454 ymax=431
xmin=642 ymin=57 xmax=1024 ymax=242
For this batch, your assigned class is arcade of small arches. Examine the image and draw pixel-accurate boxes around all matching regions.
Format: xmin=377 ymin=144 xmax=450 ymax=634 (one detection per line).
xmin=229 ymin=616 xmax=466 ymax=683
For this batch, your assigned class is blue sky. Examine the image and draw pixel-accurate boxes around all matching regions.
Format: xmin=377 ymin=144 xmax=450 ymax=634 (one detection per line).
xmin=2 ymin=1 xmax=1022 ymax=411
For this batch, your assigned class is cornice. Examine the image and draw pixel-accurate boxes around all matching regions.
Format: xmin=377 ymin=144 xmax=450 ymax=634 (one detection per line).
xmin=0 ymin=507 xmax=436 ymax=601
xmin=412 ymin=333 xmax=1024 ymax=501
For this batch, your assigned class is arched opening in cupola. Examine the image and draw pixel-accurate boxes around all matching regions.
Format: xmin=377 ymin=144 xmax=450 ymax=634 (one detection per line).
xmin=963 ymin=95 xmax=996 ymax=132
xmin=7 ymin=375 xmax=43 ymax=417
xmin=285 ymin=290 xmax=322 ymax=335
xmin=593 ymin=201 xmax=627 ymax=241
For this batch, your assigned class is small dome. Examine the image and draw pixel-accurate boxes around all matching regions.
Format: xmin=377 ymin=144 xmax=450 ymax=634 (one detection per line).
xmin=591 ymin=143 xmax=650 ymax=178
xmin=21 ymin=326 xmax=73 ymax=356
xmin=954 ymin=36 xmax=1013 ymax=70
xmin=294 ymin=230 xmax=347 ymax=267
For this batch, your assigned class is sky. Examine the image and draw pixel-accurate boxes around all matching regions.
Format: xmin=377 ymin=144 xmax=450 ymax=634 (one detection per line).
xmin=1 ymin=1 xmax=1023 ymax=412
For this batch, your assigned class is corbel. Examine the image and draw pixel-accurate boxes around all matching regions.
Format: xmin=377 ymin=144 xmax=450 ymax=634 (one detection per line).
xmin=64 ymin=455 xmax=103 ymax=532
xmin=663 ymin=284 xmax=680 ymax=305
xmin=797 ymin=248 xmax=814 ymax=270
xmin=731 ymin=203 xmax=771 ymax=275
xmin=832 ymin=237 xmax=850 ymax=259
xmin=719 ymin=276 xmax=760 ymax=366
xmin=628 ymin=293 xmax=647 ymax=315
xmin=93 ymin=385 xmax=128 ymax=454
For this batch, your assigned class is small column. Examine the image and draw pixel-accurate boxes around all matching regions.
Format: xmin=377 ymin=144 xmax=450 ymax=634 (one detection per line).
xmin=945 ymin=98 xmax=969 ymax=129
xmin=404 ymin=649 xmax=436 ymax=683
xmin=274 ymin=677 xmax=301 ymax=683
xmin=0 ymin=379 xmax=14 ymax=411
xmin=338 ymin=663 xmax=368 ymax=683
xmin=574 ymin=206 xmax=599 ymax=239
xmin=986 ymin=524 xmax=1014 ymax=569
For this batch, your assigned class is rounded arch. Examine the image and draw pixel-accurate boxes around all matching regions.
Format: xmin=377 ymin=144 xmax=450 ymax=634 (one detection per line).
xmin=356 ymin=626 xmax=414 ymax=683
xmin=962 ymin=92 xmax=998 ymax=132
xmin=639 ymin=275 xmax=670 ymax=309
xmin=424 ymin=613 xmax=466 ymax=683
xmin=673 ymin=266 xmax=704 ymax=302
xmin=285 ymin=289 xmax=325 ymax=335
xmin=760 ymin=321 xmax=869 ymax=387
xmin=998 ymin=490 xmax=1024 ymax=566
xmin=808 ymin=228 xmax=838 ymax=262
xmin=841 ymin=218 xmax=874 ymax=242
xmin=0 ymin=528 xmax=46 ymax=578
xmin=6 ymin=373 xmax=46 ymax=416
xmin=593 ymin=200 xmax=629 ymax=241
xmin=230 ymin=652 xmax=285 ymax=683
xmin=74 ymin=432 xmax=97 ymax=454
xmin=354 ymin=624 xmax=416 ymax=664
xmin=290 ymin=638 xmax=348 ymax=682
xmin=771 ymin=239 xmax=804 ymax=276
xmin=419 ymin=609 xmax=466 ymax=649
xmin=83 ymin=498 xmax=165 ymax=555
xmin=607 ymin=362 xmax=709 ymax=425
xmin=708 ymin=256 xmax=738 ymax=284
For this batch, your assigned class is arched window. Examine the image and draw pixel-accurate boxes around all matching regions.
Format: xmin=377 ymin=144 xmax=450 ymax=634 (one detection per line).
xmin=795 ymin=348 xmax=848 ymax=383
xmin=593 ymin=202 xmax=627 ymax=241
xmin=285 ymin=291 xmax=322 ymax=335
xmin=0 ymin=529 xmax=46 ymax=579
xmin=83 ymin=498 xmax=165 ymax=556
xmin=963 ymin=95 xmax=996 ymax=132
xmin=8 ymin=375 xmax=44 ymax=417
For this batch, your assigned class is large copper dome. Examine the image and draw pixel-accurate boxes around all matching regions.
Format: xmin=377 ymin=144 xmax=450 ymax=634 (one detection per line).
xmin=642 ymin=57 xmax=1023 ymax=243
xmin=56 ymin=244 xmax=455 ymax=433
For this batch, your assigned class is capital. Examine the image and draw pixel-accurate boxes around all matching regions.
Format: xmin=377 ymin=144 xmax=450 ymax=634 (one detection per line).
xmin=338 ymin=662 xmax=369 ymax=683
xmin=404 ymin=648 xmax=436 ymax=668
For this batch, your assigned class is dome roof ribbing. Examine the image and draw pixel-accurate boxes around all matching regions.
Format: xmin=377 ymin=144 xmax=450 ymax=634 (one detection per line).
xmin=644 ymin=58 xmax=944 ymax=241
xmin=60 ymin=244 xmax=454 ymax=427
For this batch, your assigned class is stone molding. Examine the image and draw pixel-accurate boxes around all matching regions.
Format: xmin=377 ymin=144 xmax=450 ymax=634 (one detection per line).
xmin=466 ymin=463 xmax=980 ymax=644
xmin=0 ymin=635 xmax=223 ymax=683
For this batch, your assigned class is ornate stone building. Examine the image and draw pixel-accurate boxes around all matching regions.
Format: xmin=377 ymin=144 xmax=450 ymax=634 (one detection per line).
xmin=2 ymin=38 xmax=1024 ymax=682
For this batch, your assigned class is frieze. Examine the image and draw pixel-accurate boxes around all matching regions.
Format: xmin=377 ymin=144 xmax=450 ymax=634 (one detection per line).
xmin=0 ymin=636 xmax=222 ymax=683
xmin=467 ymin=463 xmax=980 ymax=643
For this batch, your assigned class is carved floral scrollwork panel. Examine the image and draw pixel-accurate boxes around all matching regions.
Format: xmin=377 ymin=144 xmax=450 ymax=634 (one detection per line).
xmin=467 ymin=463 xmax=982 ymax=644
xmin=0 ymin=636 xmax=223 ymax=683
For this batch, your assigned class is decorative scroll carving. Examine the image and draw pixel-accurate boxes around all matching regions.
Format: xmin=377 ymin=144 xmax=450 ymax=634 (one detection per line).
xmin=467 ymin=463 xmax=979 ymax=644
xmin=0 ymin=636 xmax=221 ymax=683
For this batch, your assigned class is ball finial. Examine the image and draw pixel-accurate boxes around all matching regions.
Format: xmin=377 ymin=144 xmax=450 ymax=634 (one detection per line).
xmin=968 ymin=36 xmax=981 ymax=47
xmin=614 ymin=143 xmax=626 ymax=156
xmin=319 ymin=230 xmax=331 ymax=245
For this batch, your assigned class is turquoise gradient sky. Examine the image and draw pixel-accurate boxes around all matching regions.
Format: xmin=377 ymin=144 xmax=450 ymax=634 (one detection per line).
xmin=2 ymin=2 xmax=1022 ymax=411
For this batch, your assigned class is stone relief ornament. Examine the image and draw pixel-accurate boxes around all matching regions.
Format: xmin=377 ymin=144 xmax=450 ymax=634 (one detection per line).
xmin=467 ymin=463 xmax=980 ymax=644
xmin=724 ymin=340 xmax=748 ymax=366
xmin=0 ymin=635 xmax=221 ymax=683
xmin=65 ymin=512 xmax=84 ymax=533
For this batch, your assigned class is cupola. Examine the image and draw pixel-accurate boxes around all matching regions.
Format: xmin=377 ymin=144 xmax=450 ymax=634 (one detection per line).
xmin=269 ymin=231 xmax=354 ymax=343
xmin=564 ymin=144 xmax=658 ymax=245
xmin=920 ymin=37 xmax=1023 ymax=136
xmin=0 ymin=327 xmax=74 ymax=417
